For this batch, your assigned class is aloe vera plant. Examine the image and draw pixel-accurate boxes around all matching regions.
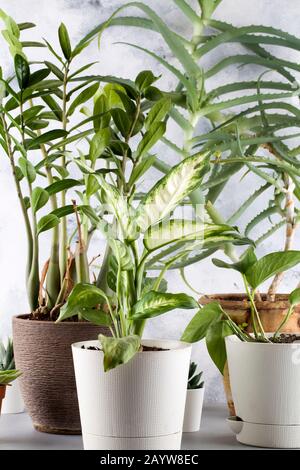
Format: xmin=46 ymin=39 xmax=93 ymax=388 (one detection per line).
xmin=0 ymin=338 xmax=21 ymax=385
xmin=182 ymin=249 xmax=300 ymax=373
xmin=83 ymin=0 xmax=300 ymax=296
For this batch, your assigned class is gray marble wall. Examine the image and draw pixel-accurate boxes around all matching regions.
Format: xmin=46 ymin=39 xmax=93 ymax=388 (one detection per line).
xmin=0 ymin=0 xmax=300 ymax=404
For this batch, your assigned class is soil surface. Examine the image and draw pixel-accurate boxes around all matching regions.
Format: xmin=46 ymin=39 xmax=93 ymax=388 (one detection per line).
xmin=81 ymin=345 xmax=169 ymax=352
xmin=271 ymin=333 xmax=300 ymax=344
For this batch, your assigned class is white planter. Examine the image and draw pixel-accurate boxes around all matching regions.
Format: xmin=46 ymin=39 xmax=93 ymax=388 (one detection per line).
xmin=2 ymin=379 xmax=25 ymax=414
xmin=72 ymin=339 xmax=191 ymax=450
xmin=226 ymin=334 xmax=300 ymax=448
xmin=183 ymin=388 xmax=204 ymax=432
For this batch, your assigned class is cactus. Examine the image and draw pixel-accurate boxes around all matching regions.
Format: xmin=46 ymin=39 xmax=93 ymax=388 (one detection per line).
xmin=187 ymin=362 xmax=204 ymax=390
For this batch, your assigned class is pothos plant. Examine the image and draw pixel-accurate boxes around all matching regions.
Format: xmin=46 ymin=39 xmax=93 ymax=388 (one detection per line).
xmin=56 ymin=146 xmax=248 ymax=370
xmin=85 ymin=0 xmax=300 ymax=296
xmin=181 ymin=248 xmax=300 ymax=373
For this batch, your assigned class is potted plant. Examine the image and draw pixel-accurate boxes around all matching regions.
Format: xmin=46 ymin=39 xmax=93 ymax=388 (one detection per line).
xmin=183 ymin=361 xmax=205 ymax=433
xmin=0 ymin=338 xmax=21 ymax=416
xmin=0 ymin=338 xmax=24 ymax=414
xmin=182 ymin=248 xmax=300 ymax=448
xmin=56 ymin=142 xmax=246 ymax=449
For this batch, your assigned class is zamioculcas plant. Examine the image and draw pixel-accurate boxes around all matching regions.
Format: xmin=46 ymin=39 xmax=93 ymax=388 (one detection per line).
xmin=57 ymin=149 xmax=248 ymax=368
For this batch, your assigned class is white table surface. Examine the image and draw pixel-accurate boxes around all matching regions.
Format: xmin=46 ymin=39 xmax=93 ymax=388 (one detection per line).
xmin=0 ymin=405 xmax=262 ymax=450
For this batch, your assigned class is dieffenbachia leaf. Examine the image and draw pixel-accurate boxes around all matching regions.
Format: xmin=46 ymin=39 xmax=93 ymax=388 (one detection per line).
xmin=131 ymin=291 xmax=198 ymax=320
xmin=99 ymin=335 xmax=141 ymax=372
xmin=137 ymin=152 xmax=210 ymax=231
xmin=56 ymin=283 xmax=111 ymax=322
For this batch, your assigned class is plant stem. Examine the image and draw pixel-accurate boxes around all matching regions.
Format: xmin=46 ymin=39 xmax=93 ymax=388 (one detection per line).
xmin=273 ymin=305 xmax=294 ymax=339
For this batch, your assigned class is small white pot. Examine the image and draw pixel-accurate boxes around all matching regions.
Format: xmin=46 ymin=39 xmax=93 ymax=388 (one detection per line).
xmin=183 ymin=388 xmax=204 ymax=432
xmin=226 ymin=334 xmax=300 ymax=448
xmin=2 ymin=379 xmax=25 ymax=414
xmin=72 ymin=339 xmax=191 ymax=450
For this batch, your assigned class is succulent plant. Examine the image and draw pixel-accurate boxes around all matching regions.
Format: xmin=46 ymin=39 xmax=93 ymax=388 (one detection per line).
xmin=187 ymin=362 xmax=204 ymax=390
xmin=0 ymin=339 xmax=21 ymax=386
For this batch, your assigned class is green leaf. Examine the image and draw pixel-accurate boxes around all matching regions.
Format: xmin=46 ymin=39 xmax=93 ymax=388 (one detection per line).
xmin=181 ymin=302 xmax=224 ymax=343
xmin=128 ymin=154 xmax=156 ymax=186
xmin=99 ymin=335 xmax=141 ymax=372
xmin=37 ymin=214 xmax=60 ymax=235
xmin=28 ymin=68 xmax=50 ymax=87
xmin=145 ymin=97 xmax=171 ymax=130
xmin=56 ymin=283 xmax=110 ymax=322
xmin=26 ymin=129 xmax=67 ymax=149
xmin=58 ymin=23 xmax=72 ymax=60
xmin=67 ymin=83 xmax=99 ymax=116
xmin=206 ymin=320 xmax=233 ymax=374
xmin=14 ymin=54 xmax=30 ymax=89
xmin=44 ymin=61 xmax=64 ymax=80
xmin=137 ymin=152 xmax=210 ymax=231
xmin=45 ymin=178 xmax=81 ymax=195
xmin=131 ymin=291 xmax=198 ymax=320
xmin=246 ymin=251 xmax=300 ymax=290
xmin=0 ymin=369 xmax=22 ymax=385
xmin=135 ymin=70 xmax=159 ymax=93
xmin=89 ymin=128 xmax=111 ymax=162
xmin=31 ymin=187 xmax=49 ymax=213
xmin=111 ymin=108 xmax=131 ymax=137
xmin=93 ymin=94 xmax=110 ymax=131
xmin=79 ymin=309 xmax=112 ymax=326
xmin=18 ymin=157 xmax=36 ymax=183
xmin=212 ymin=247 xmax=257 ymax=275
xmin=289 ymin=288 xmax=300 ymax=307
xmin=86 ymin=174 xmax=100 ymax=197
xmin=136 ymin=121 xmax=166 ymax=160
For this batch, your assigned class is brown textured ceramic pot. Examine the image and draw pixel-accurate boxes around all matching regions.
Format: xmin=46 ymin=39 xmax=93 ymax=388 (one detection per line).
xmin=200 ymin=294 xmax=300 ymax=416
xmin=0 ymin=385 xmax=6 ymax=414
xmin=13 ymin=315 xmax=110 ymax=435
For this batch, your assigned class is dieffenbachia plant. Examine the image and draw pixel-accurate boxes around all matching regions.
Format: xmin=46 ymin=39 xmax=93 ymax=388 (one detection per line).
xmin=181 ymin=248 xmax=300 ymax=372
xmin=56 ymin=148 xmax=248 ymax=371
xmin=77 ymin=0 xmax=300 ymax=296
xmin=0 ymin=338 xmax=21 ymax=385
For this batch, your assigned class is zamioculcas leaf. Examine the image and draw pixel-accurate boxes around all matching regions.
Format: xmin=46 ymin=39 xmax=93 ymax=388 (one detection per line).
xmin=135 ymin=70 xmax=159 ymax=93
xmin=56 ymin=283 xmax=111 ymax=322
xmin=136 ymin=121 xmax=166 ymax=160
xmin=145 ymin=97 xmax=171 ymax=130
xmin=58 ymin=23 xmax=72 ymax=60
xmin=89 ymin=128 xmax=111 ymax=162
xmin=45 ymin=178 xmax=81 ymax=195
xmin=137 ymin=152 xmax=210 ymax=231
xmin=67 ymin=83 xmax=99 ymax=116
xmin=99 ymin=334 xmax=141 ymax=372
xmin=31 ymin=187 xmax=49 ymax=213
xmin=26 ymin=129 xmax=67 ymax=149
xmin=131 ymin=291 xmax=198 ymax=320
xmin=245 ymin=251 xmax=300 ymax=290
xmin=181 ymin=302 xmax=224 ymax=343
xmin=206 ymin=320 xmax=233 ymax=374
xmin=18 ymin=157 xmax=36 ymax=183
xmin=289 ymin=288 xmax=300 ymax=307
xmin=37 ymin=214 xmax=60 ymax=235
xmin=14 ymin=54 xmax=30 ymax=89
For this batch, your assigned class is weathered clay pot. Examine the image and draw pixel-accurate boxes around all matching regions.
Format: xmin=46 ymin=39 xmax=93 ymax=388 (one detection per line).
xmin=200 ymin=294 xmax=300 ymax=416
xmin=13 ymin=315 xmax=109 ymax=435
xmin=0 ymin=385 xmax=6 ymax=414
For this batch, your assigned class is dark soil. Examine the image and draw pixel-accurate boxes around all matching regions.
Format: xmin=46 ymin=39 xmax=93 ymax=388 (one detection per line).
xmin=271 ymin=333 xmax=300 ymax=344
xmin=141 ymin=345 xmax=169 ymax=352
xmin=81 ymin=345 xmax=101 ymax=351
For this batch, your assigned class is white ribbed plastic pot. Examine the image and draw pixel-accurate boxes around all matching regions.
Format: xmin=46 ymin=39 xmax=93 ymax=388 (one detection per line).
xmin=183 ymin=388 xmax=204 ymax=432
xmin=72 ymin=339 xmax=191 ymax=450
xmin=226 ymin=335 xmax=300 ymax=448
xmin=2 ymin=379 xmax=24 ymax=414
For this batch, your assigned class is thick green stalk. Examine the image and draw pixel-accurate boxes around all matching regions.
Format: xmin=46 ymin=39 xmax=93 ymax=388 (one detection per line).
xmin=273 ymin=305 xmax=294 ymax=339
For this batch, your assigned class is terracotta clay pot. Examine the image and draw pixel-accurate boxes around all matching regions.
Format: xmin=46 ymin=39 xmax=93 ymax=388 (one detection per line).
xmin=13 ymin=315 xmax=110 ymax=435
xmin=0 ymin=385 xmax=6 ymax=414
xmin=200 ymin=294 xmax=300 ymax=416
